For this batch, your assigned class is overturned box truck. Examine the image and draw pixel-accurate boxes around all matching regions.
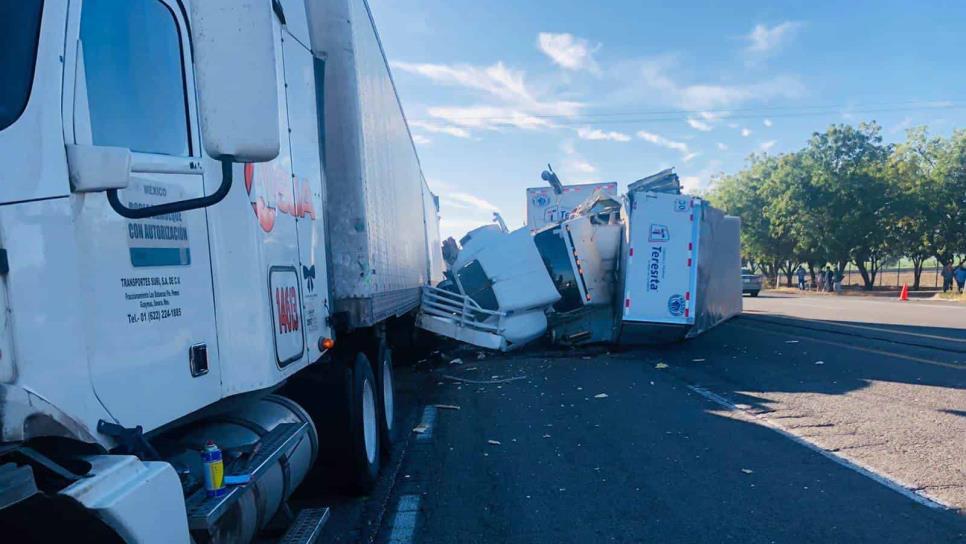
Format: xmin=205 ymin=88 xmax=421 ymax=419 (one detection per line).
xmin=0 ymin=1 xmax=441 ymax=542
xmin=420 ymin=170 xmax=742 ymax=349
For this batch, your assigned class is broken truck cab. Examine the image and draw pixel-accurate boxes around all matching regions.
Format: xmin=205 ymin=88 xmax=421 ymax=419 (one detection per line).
xmin=418 ymin=169 xmax=742 ymax=351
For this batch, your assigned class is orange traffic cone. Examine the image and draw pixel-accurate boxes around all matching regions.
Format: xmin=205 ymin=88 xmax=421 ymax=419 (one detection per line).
xmin=899 ymin=283 xmax=909 ymax=301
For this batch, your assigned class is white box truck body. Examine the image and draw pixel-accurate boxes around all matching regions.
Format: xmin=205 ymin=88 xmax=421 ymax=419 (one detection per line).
xmin=0 ymin=1 xmax=439 ymax=542
xmin=620 ymin=190 xmax=741 ymax=343
xmin=526 ymin=181 xmax=618 ymax=231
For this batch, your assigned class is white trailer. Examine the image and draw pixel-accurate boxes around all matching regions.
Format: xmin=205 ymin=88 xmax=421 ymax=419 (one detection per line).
xmin=619 ymin=189 xmax=742 ymax=343
xmin=0 ymin=1 xmax=438 ymax=543
xmin=526 ymin=181 xmax=618 ymax=231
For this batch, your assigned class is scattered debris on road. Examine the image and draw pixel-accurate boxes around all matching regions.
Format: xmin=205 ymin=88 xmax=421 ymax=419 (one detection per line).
xmin=442 ymin=374 xmax=528 ymax=385
xmin=785 ymin=340 xmax=800 ymax=344
xmin=449 ymin=358 xmax=464 ymax=365
xmin=594 ymin=393 xmax=609 ymax=399
xmin=413 ymin=424 xmax=429 ymax=434
xmin=655 ymin=362 xmax=669 ymax=369
xmin=692 ymin=358 xmax=706 ymax=362
xmin=435 ymin=404 xmax=461 ymax=411
xmin=741 ymin=468 xmax=754 ymax=474
xmin=487 ymin=440 xmax=501 ymax=446
xmin=814 ymin=361 xmax=825 ymax=365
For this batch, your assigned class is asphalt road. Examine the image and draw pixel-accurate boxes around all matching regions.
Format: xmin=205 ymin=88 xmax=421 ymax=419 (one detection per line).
xmin=317 ymin=293 xmax=966 ymax=543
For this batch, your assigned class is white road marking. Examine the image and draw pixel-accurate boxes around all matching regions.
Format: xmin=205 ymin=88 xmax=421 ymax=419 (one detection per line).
xmin=687 ymin=384 xmax=952 ymax=510
xmin=387 ymin=494 xmax=421 ymax=544
xmin=416 ymin=406 xmax=436 ymax=442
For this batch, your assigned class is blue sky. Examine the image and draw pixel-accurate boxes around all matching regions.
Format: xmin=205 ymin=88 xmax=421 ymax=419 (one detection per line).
xmin=368 ymin=0 xmax=966 ymax=239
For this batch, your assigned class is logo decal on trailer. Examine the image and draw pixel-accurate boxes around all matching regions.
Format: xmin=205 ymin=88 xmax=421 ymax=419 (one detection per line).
xmin=647 ymin=246 xmax=665 ymax=291
xmin=673 ymin=198 xmax=688 ymax=212
xmin=244 ymin=163 xmax=317 ymax=233
xmin=667 ymin=294 xmax=685 ymax=317
xmin=302 ymin=265 xmax=316 ymax=292
xmin=648 ymin=224 xmax=670 ymax=243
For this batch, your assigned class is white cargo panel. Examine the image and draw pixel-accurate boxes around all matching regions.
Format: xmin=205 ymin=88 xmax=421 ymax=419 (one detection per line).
xmin=623 ymin=192 xmax=700 ymax=325
xmin=526 ymin=182 xmax=618 ymax=231
xmin=314 ymin=0 xmax=432 ymax=326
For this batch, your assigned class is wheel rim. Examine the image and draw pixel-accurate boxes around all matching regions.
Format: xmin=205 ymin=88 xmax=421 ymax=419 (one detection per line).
xmin=382 ymin=357 xmax=394 ymax=431
xmin=362 ymin=378 xmax=377 ymax=464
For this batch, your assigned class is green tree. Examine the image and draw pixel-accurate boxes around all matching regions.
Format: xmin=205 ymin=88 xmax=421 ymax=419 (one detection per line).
xmin=799 ymin=122 xmax=893 ymax=289
xmin=929 ymin=129 xmax=966 ymax=266
xmin=708 ymin=154 xmax=796 ymax=286
xmin=885 ymin=127 xmax=941 ymax=289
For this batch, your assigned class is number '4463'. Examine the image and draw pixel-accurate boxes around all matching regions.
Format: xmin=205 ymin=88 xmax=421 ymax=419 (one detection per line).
xmin=275 ymin=287 xmax=300 ymax=334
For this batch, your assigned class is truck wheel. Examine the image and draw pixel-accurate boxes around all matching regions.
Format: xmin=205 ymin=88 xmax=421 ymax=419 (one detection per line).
xmin=750 ymin=290 xmax=760 ymax=297
xmin=347 ymin=353 xmax=380 ymax=494
xmin=374 ymin=345 xmax=396 ymax=456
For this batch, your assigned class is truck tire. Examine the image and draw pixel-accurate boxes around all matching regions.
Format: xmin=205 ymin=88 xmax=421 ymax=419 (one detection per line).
xmin=373 ymin=345 xmax=396 ymax=456
xmin=346 ymin=352 xmax=380 ymax=494
xmin=750 ymin=290 xmax=760 ymax=297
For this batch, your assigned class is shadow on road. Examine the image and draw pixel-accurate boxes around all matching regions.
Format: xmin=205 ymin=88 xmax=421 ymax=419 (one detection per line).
xmin=610 ymin=314 xmax=966 ymax=417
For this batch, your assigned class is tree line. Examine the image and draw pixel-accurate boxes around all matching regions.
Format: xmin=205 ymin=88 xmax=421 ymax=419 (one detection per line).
xmin=706 ymin=122 xmax=966 ymax=290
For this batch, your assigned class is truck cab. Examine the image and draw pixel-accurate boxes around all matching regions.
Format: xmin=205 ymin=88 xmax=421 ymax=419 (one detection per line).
xmin=0 ymin=1 xmax=432 ymax=542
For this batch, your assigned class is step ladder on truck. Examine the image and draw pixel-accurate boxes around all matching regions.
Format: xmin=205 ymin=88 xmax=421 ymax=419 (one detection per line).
xmin=0 ymin=1 xmax=441 ymax=542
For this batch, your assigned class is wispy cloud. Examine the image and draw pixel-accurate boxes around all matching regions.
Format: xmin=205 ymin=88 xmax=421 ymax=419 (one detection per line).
xmin=425 ymin=106 xmax=554 ymax=130
xmin=680 ymin=159 xmax=724 ymax=195
xmin=412 ymin=134 xmax=431 ymax=145
xmin=763 ymin=118 xmax=773 ymax=127
xmin=680 ymin=175 xmax=702 ymax=193
xmin=409 ymin=119 xmax=471 ymax=138
xmin=393 ymin=60 xmax=583 ymax=132
xmin=687 ymin=118 xmax=713 ymax=132
xmin=621 ymin=57 xmax=805 ymax=111
xmin=538 ymin=33 xmax=600 ymax=73
xmin=428 ymin=178 xmax=501 ymax=239
xmin=577 ymin=126 xmax=631 ymax=142
xmin=637 ymin=130 xmax=690 ymax=154
xmin=716 ymin=142 xmax=728 ymax=150
xmin=744 ymin=21 xmax=803 ymax=56
xmin=682 ymin=152 xmax=700 ymax=162
xmin=441 ymin=191 xmax=501 ymax=212
xmin=760 ymin=140 xmax=777 ymax=151
xmin=740 ymin=128 xmax=752 ymax=137
xmin=561 ymin=140 xmax=597 ymax=178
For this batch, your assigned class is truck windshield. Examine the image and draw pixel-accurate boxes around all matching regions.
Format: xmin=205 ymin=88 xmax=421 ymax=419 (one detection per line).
xmin=0 ymin=1 xmax=44 ymax=132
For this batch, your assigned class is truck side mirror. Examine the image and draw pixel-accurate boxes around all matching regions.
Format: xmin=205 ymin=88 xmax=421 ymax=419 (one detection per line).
xmin=66 ymin=144 xmax=131 ymax=193
xmin=190 ymin=1 xmax=280 ymax=163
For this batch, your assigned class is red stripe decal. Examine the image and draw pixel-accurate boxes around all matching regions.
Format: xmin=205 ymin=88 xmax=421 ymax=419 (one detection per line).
xmin=625 ymin=298 xmax=631 ymax=308
xmin=629 ymin=247 xmax=634 ymax=256
xmin=687 ymin=258 xmax=692 ymax=267
xmin=685 ymin=291 xmax=690 ymax=301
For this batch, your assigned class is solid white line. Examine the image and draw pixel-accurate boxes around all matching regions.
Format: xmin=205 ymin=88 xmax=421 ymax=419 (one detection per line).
xmin=416 ymin=406 xmax=436 ymax=442
xmin=686 ymin=384 xmax=952 ymax=511
xmin=387 ymin=494 xmax=421 ymax=544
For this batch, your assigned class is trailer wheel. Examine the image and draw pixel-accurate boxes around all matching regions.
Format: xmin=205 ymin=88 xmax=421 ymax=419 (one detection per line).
xmin=347 ymin=353 xmax=380 ymax=494
xmin=374 ymin=345 xmax=396 ymax=455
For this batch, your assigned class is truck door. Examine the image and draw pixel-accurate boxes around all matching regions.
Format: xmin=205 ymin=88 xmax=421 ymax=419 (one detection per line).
xmin=278 ymin=3 xmax=333 ymax=359
xmin=68 ymin=0 xmax=222 ymax=431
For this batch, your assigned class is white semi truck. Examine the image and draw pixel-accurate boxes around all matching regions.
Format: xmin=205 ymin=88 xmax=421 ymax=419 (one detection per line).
xmin=0 ymin=1 xmax=440 ymax=542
